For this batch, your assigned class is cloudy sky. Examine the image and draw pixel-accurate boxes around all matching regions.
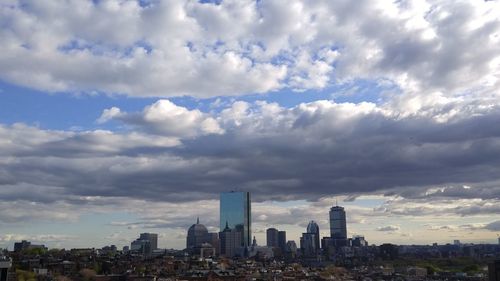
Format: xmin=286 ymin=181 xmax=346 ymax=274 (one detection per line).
xmin=1 ymin=0 xmax=500 ymax=250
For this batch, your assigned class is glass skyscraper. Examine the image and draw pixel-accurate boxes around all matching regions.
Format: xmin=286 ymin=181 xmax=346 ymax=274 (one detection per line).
xmin=220 ymin=191 xmax=251 ymax=247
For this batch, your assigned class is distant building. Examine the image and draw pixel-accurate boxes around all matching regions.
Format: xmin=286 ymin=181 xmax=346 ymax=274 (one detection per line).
xmin=285 ymin=240 xmax=298 ymax=259
xmin=14 ymin=240 xmax=30 ymax=252
xmin=206 ymin=232 xmax=220 ymax=255
xmin=454 ymin=239 xmax=461 ymax=246
xmin=139 ymin=233 xmax=158 ymax=250
xmin=300 ymin=233 xmax=318 ymax=257
xmin=219 ymin=222 xmax=243 ymax=257
xmin=248 ymin=236 xmax=274 ymax=259
xmin=286 ymin=240 xmax=297 ymax=253
xmin=352 ymin=235 xmax=367 ymax=247
xmin=330 ymin=206 xmax=347 ymax=238
xmin=330 ymin=205 xmax=347 ymax=247
xmin=278 ymin=231 xmax=287 ymax=252
xmin=489 ymin=260 xmax=500 ymax=281
xmin=131 ymin=233 xmax=157 ymax=256
xmin=306 ymin=220 xmax=320 ymax=251
xmin=220 ymin=191 xmax=251 ymax=247
xmin=131 ymin=239 xmax=151 ymax=256
xmin=266 ymin=228 xmax=279 ymax=247
xmin=0 ymin=256 xmax=11 ymax=281
xmin=380 ymin=243 xmax=399 ymax=260
xmin=187 ymin=218 xmax=209 ymax=249
xmin=13 ymin=240 xmax=46 ymax=252
xmin=321 ymin=236 xmax=336 ymax=259
xmin=186 ymin=218 xmax=219 ymax=256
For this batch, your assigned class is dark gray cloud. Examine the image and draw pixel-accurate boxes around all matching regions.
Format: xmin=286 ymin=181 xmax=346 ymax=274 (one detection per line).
xmin=485 ymin=221 xmax=500 ymax=231
xmin=1 ymin=99 xmax=500 ymax=210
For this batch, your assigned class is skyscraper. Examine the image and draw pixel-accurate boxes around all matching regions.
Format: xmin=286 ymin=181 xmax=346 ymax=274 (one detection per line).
xmin=307 ymin=220 xmax=320 ymax=252
xmin=278 ymin=231 xmax=287 ymax=252
xmin=329 ymin=205 xmax=347 ymax=239
xmin=220 ymin=191 xmax=251 ymax=247
xmin=266 ymin=228 xmax=279 ymax=247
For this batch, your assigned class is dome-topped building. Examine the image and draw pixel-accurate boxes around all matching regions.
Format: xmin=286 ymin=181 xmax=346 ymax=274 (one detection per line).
xmin=187 ymin=217 xmax=209 ymax=249
xmin=307 ymin=220 xmax=319 ymax=234
xmin=306 ymin=220 xmax=320 ymax=254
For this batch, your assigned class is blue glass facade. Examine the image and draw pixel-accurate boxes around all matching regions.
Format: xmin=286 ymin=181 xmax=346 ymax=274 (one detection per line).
xmin=220 ymin=191 xmax=251 ymax=247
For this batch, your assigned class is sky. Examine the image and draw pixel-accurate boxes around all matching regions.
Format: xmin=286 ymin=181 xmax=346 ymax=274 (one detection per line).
xmin=1 ymin=0 xmax=500 ymax=250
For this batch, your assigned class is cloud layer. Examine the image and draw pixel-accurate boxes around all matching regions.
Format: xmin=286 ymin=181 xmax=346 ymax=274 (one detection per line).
xmin=1 ymin=0 xmax=500 ymax=247
xmin=0 ymin=0 xmax=499 ymax=98
xmin=1 ymin=98 xmax=500 ymax=212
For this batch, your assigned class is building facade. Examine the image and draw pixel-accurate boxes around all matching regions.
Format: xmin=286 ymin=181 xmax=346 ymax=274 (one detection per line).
xmin=219 ymin=191 xmax=251 ymax=247
xmin=300 ymin=233 xmax=318 ymax=257
xmin=266 ymin=228 xmax=279 ymax=247
xmin=306 ymin=220 xmax=320 ymax=252
xmin=219 ymin=223 xmax=243 ymax=257
xmin=278 ymin=231 xmax=287 ymax=252
xmin=0 ymin=256 xmax=11 ymax=281
xmin=329 ymin=206 xmax=347 ymax=239
xmin=139 ymin=233 xmax=158 ymax=250
xmin=187 ymin=218 xmax=209 ymax=249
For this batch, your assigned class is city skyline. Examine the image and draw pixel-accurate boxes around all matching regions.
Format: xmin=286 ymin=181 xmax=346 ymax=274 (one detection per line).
xmin=1 ymin=0 xmax=500 ymax=251
xmin=0 ymin=196 xmax=498 ymax=251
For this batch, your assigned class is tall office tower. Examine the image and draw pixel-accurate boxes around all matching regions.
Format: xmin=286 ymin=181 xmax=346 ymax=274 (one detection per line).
xmin=278 ymin=231 xmax=287 ymax=252
xmin=0 ymin=256 xmax=11 ymax=281
xmin=220 ymin=191 xmax=251 ymax=247
xmin=306 ymin=220 xmax=320 ymax=251
xmin=139 ymin=233 xmax=158 ymax=250
xmin=266 ymin=228 xmax=279 ymax=247
xmin=329 ymin=205 xmax=347 ymax=239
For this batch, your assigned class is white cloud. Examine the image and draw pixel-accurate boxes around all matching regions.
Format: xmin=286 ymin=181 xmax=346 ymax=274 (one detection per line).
xmin=0 ymin=234 xmax=76 ymax=243
xmin=376 ymin=225 xmax=401 ymax=232
xmin=0 ymin=0 xmax=498 ymax=99
xmin=99 ymin=99 xmax=224 ymax=137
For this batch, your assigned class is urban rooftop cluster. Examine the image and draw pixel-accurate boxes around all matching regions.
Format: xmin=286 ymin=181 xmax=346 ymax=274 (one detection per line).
xmin=1 ymin=192 xmax=500 ymax=281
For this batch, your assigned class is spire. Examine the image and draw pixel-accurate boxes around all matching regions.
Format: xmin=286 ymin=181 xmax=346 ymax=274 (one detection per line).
xmin=223 ymin=221 xmax=230 ymax=231
xmin=197 ymin=217 xmax=199 ymax=224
